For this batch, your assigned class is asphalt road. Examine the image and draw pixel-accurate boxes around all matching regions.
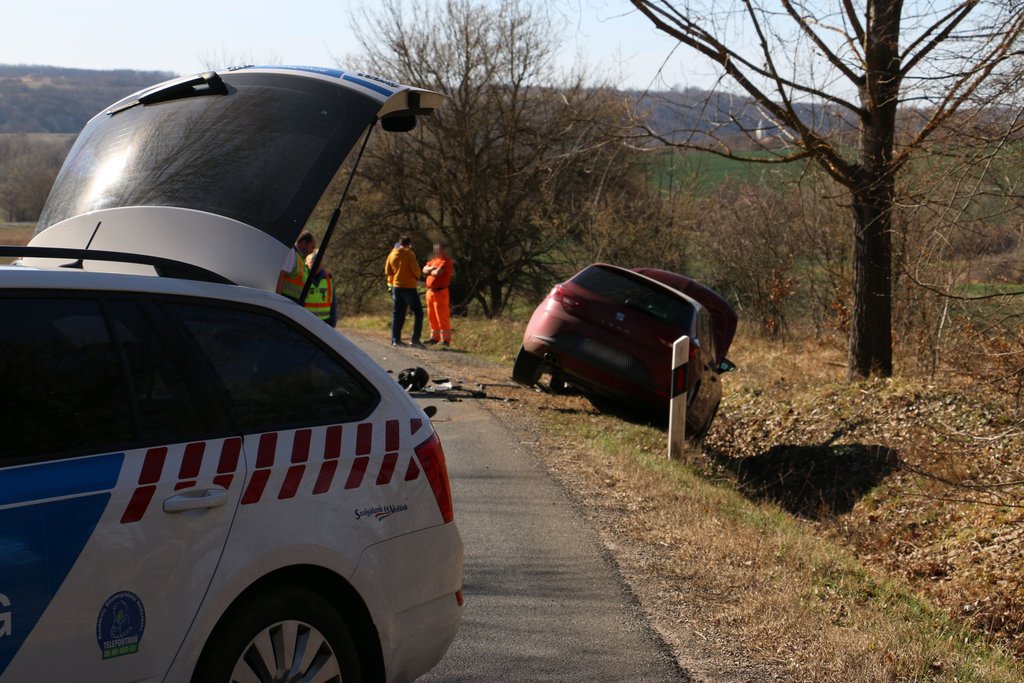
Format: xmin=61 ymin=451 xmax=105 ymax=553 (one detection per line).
xmin=347 ymin=331 xmax=686 ymax=682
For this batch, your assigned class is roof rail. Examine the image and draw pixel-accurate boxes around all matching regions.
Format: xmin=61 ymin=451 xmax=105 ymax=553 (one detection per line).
xmin=0 ymin=246 xmax=236 ymax=285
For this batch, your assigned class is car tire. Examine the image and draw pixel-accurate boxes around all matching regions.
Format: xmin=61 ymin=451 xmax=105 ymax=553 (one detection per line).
xmin=512 ymin=346 xmax=542 ymax=386
xmin=191 ymin=586 xmax=362 ymax=683
xmin=693 ymin=400 xmax=721 ymax=442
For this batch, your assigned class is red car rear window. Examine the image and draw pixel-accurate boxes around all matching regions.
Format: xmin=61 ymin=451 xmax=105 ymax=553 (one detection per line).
xmin=570 ymin=266 xmax=694 ymax=331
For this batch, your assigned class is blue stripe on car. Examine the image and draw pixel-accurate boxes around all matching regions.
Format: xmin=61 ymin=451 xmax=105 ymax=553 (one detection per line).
xmin=0 ymin=453 xmax=123 ymax=506
xmin=0 ymin=493 xmax=113 ymax=676
xmin=341 ymin=74 xmax=394 ymax=96
xmin=253 ymin=64 xmax=346 ymax=79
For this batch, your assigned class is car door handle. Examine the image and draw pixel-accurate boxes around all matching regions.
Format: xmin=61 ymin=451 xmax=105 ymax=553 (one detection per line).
xmin=163 ymin=487 xmax=228 ymax=513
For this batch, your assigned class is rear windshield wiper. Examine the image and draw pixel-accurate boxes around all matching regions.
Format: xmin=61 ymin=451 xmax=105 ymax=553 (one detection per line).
xmin=108 ymin=72 xmax=229 ymax=116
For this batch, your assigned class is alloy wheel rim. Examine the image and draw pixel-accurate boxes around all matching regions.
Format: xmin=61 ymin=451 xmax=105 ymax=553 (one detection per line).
xmin=230 ymin=619 xmax=342 ymax=683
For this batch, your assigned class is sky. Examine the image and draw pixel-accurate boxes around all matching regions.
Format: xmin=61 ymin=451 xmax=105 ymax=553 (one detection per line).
xmin=1 ymin=0 xmax=703 ymax=91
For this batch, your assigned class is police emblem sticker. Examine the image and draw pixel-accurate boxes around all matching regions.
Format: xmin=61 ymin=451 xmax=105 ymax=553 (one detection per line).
xmin=96 ymin=591 xmax=146 ymax=659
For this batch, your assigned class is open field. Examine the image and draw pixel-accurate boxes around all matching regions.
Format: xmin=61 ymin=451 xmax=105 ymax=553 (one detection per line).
xmin=1 ymin=223 xmax=35 ymax=263
xmin=645 ymin=148 xmax=812 ymax=195
xmin=1 ymin=222 xmax=36 ymax=244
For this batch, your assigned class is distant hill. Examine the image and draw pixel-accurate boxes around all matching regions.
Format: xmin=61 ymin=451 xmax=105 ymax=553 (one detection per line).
xmin=0 ymin=64 xmax=856 ymax=144
xmin=0 ymin=64 xmax=176 ymax=134
xmin=630 ymin=87 xmax=855 ymax=147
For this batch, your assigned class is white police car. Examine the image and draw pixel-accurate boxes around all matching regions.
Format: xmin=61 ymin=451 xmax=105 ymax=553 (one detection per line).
xmin=0 ymin=66 xmax=462 ymax=682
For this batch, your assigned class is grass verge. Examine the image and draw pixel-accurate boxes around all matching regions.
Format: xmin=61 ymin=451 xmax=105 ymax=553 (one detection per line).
xmin=534 ymin=411 xmax=1020 ymax=681
xmin=344 ymin=311 xmax=524 ymax=363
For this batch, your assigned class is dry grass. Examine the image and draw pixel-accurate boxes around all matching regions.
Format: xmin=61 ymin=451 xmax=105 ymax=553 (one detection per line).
xmin=0 ymin=223 xmax=35 ymax=255
xmin=709 ymin=333 xmax=1024 ymax=659
xmin=480 ymin=385 xmax=1021 ymax=681
xmin=344 ymin=311 xmax=524 ymax=363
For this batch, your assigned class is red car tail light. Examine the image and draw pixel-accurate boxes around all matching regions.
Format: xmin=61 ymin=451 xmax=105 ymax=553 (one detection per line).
xmin=415 ymin=432 xmax=454 ymax=523
xmin=550 ymin=284 xmax=582 ymax=309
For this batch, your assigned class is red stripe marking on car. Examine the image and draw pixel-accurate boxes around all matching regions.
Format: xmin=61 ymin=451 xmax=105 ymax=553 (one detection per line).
xmin=377 ymin=453 xmax=398 ymax=485
xmin=218 ymin=438 xmax=242 ymax=473
xmin=179 ymin=442 xmax=205 ymax=479
xmin=405 ymin=457 xmax=420 ymax=481
xmin=312 ymin=460 xmax=338 ymax=495
xmin=174 ymin=480 xmax=196 ymax=491
xmin=411 ymin=418 xmax=423 ymax=435
xmin=241 ymin=469 xmax=272 ymax=505
xmin=139 ymin=447 xmax=167 ymax=485
xmin=256 ymin=433 xmax=277 ymax=468
xmin=292 ymin=429 xmax=311 ymax=463
xmin=324 ymin=425 xmax=342 ymax=460
xmin=121 ymin=485 xmax=157 ymax=524
xmin=213 ymin=474 xmax=233 ymax=489
xmin=356 ymin=423 xmax=372 ymax=455
xmin=278 ymin=465 xmax=305 ymax=499
xmin=385 ymin=419 xmax=399 ymax=451
xmin=121 ymin=448 xmax=168 ymax=523
xmin=346 ymin=456 xmax=369 ymax=489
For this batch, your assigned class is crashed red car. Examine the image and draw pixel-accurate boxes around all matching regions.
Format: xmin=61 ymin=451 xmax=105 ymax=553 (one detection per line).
xmin=513 ymin=264 xmax=737 ymax=438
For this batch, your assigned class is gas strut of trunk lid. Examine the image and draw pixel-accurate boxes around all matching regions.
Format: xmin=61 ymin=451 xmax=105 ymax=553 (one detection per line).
xmin=297 ymin=122 xmax=376 ymax=306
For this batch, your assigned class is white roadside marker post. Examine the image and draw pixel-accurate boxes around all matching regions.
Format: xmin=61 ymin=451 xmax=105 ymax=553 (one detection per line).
xmin=668 ymin=335 xmax=690 ymax=460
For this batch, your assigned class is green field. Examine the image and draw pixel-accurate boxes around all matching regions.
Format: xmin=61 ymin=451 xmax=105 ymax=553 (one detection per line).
xmin=645 ymin=148 xmax=812 ymax=195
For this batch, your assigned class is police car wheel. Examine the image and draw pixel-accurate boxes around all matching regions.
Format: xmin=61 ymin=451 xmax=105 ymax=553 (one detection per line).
xmin=192 ymin=587 xmax=361 ymax=683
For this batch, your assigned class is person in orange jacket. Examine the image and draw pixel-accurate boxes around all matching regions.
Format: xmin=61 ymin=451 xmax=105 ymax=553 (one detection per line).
xmin=422 ymin=242 xmax=453 ymax=346
xmin=385 ymin=235 xmax=424 ymax=347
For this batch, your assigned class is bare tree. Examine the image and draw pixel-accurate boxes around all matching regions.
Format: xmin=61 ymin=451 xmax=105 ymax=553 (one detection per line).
xmin=0 ymin=135 xmax=72 ymax=223
xmin=347 ymin=0 xmax=641 ymax=316
xmin=630 ymin=0 xmax=1024 ymax=378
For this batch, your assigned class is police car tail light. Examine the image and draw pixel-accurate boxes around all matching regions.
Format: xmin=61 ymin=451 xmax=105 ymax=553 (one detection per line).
xmin=415 ymin=432 xmax=454 ymax=523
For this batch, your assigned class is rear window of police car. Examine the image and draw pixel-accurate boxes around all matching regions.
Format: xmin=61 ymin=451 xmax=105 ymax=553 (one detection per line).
xmin=0 ymin=294 xmax=378 ymax=465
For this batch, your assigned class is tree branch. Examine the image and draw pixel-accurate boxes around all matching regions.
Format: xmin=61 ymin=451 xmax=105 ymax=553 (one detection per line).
xmin=781 ymin=0 xmax=864 ymax=87
xmin=899 ymin=1 xmax=978 ymax=78
xmin=630 ymin=1 xmax=858 ymax=185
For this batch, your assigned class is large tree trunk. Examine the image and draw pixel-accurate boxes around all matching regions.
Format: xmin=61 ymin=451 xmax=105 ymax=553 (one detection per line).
xmin=848 ymin=0 xmax=902 ymax=379
xmin=848 ymin=172 xmax=894 ymax=378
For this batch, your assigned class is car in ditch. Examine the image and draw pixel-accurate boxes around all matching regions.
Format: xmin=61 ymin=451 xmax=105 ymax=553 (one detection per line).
xmin=1 ymin=65 xmax=461 ymax=683
xmin=512 ymin=264 xmax=737 ymax=438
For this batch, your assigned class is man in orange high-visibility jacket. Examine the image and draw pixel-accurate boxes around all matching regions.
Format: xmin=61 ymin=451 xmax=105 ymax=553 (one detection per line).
xmin=385 ymin=235 xmax=424 ymax=347
xmin=422 ymin=242 xmax=453 ymax=346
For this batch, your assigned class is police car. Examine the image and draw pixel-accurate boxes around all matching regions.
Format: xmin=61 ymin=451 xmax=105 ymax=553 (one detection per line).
xmin=0 ymin=66 xmax=462 ymax=682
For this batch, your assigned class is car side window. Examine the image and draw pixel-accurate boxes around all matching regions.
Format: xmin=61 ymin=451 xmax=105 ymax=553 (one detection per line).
xmin=0 ymin=297 xmax=133 ymax=464
xmin=166 ymin=302 xmax=379 ymax=432
xmin=105 ymin=299 xmax=222 ymax=445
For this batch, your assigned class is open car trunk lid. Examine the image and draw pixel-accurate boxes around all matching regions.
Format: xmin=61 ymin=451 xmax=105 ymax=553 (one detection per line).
xmin=26 ymin=66 xmax=442 ymax=291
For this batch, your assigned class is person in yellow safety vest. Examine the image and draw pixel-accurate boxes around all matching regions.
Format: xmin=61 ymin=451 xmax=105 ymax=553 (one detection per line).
xmin=304 ymin=250 xmax=335 ymax=325
xmin=277 ymin=231 xmax=336 ymax=325
xmin=277 ymin=231 xmax=316 ymax=302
